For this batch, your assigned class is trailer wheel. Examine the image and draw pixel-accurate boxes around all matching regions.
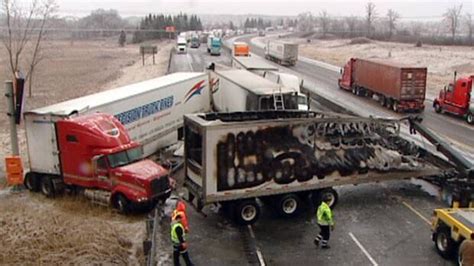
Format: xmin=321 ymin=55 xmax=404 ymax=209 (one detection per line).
xmin=434 ymin=226 xmax=456 ymax=259
xmin=434 ymin=102 xmax=442 ymax=113
xmin=113 ymin=193 xmax=130 ymax=214
xmin=392 ymin=102 xmax=399 ymax=113
xmin=234 ymin=199 xmax=260 ymax=225
xmin=466 ymin=112 xmax=473 ymax=124
xmin=314 ymin=188 xmax=339 ymax=208
xmin=277 ymin=193 xmax=302 ymax=218
xmin=24 ymin=172 xmax=40 ymax=192
xmin=40 ymin=175 xmax=55 ymax=198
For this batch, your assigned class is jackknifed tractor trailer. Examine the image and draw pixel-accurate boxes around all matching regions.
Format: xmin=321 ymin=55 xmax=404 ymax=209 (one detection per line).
xmin=22 ymin=72 xmax=211 ymax=212
xmin=183 ymin=111 xmax=441 ymax=225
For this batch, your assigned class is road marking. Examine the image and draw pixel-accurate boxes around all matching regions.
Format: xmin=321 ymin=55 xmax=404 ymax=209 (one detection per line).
xmin=185 ymin=53 xmax=194 ymax=71
xmin=349 ymin=232 xmax=379 ymax=266
xmin=401 ymin=201 xmax=431 ymax=225
xmin=247 ymin=225 xmax=266 ymax=266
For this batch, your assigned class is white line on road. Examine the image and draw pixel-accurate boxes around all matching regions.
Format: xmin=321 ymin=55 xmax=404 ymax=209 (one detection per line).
xmin=349 ymin=232 xmax=379 ymax=266
xmin=401 ymin=201 xmax=431 ymax=225
xmin=247 ymin=225 xmax=266 ymax=266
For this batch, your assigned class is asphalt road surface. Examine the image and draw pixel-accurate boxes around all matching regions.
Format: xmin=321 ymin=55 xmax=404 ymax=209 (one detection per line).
xmin=164 ymin=40 xmax=456 ymax=265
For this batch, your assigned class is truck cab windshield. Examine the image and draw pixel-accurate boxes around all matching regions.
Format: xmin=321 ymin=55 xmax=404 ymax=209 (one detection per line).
xmin=107 ymin=147 xmax=143 ymax=168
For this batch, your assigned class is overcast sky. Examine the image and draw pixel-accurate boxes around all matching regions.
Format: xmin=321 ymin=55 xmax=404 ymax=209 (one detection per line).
xmin=56 ymin=0 xmax=473 ymax=18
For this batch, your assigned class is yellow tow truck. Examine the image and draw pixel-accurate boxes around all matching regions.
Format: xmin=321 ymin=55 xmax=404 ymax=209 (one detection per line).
xmin=432 ymin=208 xmax=474 ymax=258
xmin=407 ymin=117 xmax=474 ymax=260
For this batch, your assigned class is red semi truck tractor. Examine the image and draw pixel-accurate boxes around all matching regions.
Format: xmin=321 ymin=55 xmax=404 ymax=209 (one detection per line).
xmin=23 ymin=112 xmax=171 ymax=213
xmin=433 ymin=73 xmax=474 ymax=124
xmin=339 ymin=58 xmax=427 ymax=112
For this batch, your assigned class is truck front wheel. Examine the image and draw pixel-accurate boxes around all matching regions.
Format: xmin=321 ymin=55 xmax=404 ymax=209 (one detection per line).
xmin=434 ymin=102 xmax=442 ymax=113
xmin=24 ymin=172 xmax=40 ymax=192
xmin=40 ymin=176 xmax=55 ymax=197
xmin=113 ymin=194 xmax=130 ymax=214
xmin=234 ymin=199 xmax=260 ymax=225
xmin=466 ymin=112 xmax=473 ymax=124
xmin=434 ymin=226 xmax=456 ymax=259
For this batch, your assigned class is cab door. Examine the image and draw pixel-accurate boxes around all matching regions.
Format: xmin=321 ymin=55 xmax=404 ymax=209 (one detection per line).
xmin=94 ymin=155 xmax=113 ymax=190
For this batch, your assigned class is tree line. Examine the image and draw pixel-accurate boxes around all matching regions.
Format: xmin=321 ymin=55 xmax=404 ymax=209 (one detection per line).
xmin=296 ymin=2 xmax=474 ymax=46
xmin=132 ymin=13 xmax=203 ymax=43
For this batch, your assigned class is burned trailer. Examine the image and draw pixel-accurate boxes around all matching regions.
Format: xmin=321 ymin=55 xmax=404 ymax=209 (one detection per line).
xmin=183 ymin=111 xmax=440 ymax=225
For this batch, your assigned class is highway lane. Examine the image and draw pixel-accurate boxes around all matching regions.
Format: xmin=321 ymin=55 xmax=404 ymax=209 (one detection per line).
xmin=239 ymin=35 xmax=474 ymax=157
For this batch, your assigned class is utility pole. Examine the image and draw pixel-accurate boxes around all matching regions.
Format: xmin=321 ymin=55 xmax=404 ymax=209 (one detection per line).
xmin=5 ymin=81 xmax=19 ymax=155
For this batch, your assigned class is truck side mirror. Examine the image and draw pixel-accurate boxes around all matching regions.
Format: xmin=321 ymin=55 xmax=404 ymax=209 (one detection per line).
xmin=91 ymin=155 xmax=104 ymax=173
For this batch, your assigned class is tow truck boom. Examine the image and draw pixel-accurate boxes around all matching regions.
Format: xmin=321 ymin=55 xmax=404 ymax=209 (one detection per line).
xmin=407 ymin=116 xmax=474 ymax=179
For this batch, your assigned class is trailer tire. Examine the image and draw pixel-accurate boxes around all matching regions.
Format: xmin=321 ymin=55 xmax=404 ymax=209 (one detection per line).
xmin=466 ymin=112 xmax=473 ymax=124
xmin=434 ymin=102 xmax=442 ymax=113
xmin=434 ymin=226 xmax=456 ymax=259
xmin=40 ymin=175 xmax=55 ymax=198
xmin=392 ymin=101 xmax=399 ymax=113
xmin=234 ymin=199 xmax=260 ymax=225
xmin=315 ymin=188 xmax=338 ymax=208
xmin=24 ymin=172 xmax=40 ymax=192
xmin=113 ymin=193 xmax=130 ymax=214
xmin=276 ymin=193 xmax=302 ymax=218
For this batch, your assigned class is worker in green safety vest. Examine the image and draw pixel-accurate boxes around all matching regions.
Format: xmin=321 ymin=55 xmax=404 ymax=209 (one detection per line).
xmin=314 ymin=194 xmax=335 ymax=249
xmin=171 ymin=214 xmax=193 ymax=266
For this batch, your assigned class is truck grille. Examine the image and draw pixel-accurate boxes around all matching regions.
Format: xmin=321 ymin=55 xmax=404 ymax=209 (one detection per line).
xmin=151 ymin=175 xmax=169 ymax=197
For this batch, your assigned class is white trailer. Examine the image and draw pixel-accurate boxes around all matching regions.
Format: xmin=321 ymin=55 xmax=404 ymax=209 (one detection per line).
xmin=183 ymin=111 xmax=440 ymax=224
xmin=209 ymin=69 xmax=307 ymax=111
xmin=265 ymin=40 xmax=298 ymax=66
xmin=25 ymin=72 xmax=210 ymax=158
xmin=231 ymin=56 xmax=278 ymax=76
xmin=262 ymin=71 xmax=308 ymax=110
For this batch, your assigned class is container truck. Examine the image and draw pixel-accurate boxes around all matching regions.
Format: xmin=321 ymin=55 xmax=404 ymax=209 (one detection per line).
xmin=231 ymin=56 xmax=278 ymax=76
xmin=338 ymin=58 xmax=427 ymax=113
xmin=183 ymin=111 xmax=439 ymax=224
xmin=265 ymin=40 xmax=298 ymax=66
xmin=207 ymin=36 xmax=222 ymax=56
xmin=176 ymin=36 xmax=187 ymax=54
xmin=209 ymin=69 xmax=308 ymax=111
xmin=232 ymin=42 xmax=250 ymax=57
xmin=433 ymin=72 xmax=474 ymax=124
xmin=26 ymin=72 xmax=210 ymax=157
xmin=23 ymin=112 xmax=171 ymax=213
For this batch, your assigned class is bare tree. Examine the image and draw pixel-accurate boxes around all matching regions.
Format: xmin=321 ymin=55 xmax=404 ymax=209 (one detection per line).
xmin=297 ymin=12 xmax=315 ymax=32
xmin=345 ymin=16 xmax=358 ymax=37
xmin=365 ymin=2 xmax=377 ymax=37
xmin=386 ymin=9 xmax=399 ymax=39
xmin=466 ymin=13 xmax=473 ymax=45
xmin=319 ymin=10 xmax=330 ymax=37
xmin=443 ymin=4 xmax=463 ymax=43
xmin=1 ymin=0 xmax=57 ymax=97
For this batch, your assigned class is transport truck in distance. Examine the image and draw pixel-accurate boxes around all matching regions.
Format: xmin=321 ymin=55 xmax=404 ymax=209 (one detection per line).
xmin=433 ymin=72 xmax=474 ymax=124
xmin=265 ymin=40 xmax=298 ymax=66
xmin=209 ymin=69 xmax=308 ymax=111
xmin=25 ymin=72 xmax=210 ymax=157
xmin=190 ymin=35 xmax=200 ymax=48
xmin=176 ymin=36 xmax=187 ymax=54
xmin=207 ymin=36 xmax=222 ymax=55
xmin=232 ymin=42 xmax=250 ymax=57
xmin=23 ymin=112 xmax=171 ymax=213
xmin=183 ymin=111 xmax=440 ymax=224
xmin=339 ymin=58 xmax=427 ymax=112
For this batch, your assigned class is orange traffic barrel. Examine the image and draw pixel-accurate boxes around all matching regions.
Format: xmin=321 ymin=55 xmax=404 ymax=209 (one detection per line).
xmin=5 ymin=156 xmax=23 ymax=186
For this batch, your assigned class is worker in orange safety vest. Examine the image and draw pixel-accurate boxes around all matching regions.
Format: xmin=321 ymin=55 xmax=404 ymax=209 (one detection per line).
xmin=172 ymin=200 xmax=189 ymax=232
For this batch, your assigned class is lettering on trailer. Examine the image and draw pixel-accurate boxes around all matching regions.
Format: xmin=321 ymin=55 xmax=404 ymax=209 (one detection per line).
xmin=114 ymin=96 xmax=174 ymax=125
xmin=215 ymin=120 xmax=424 ymax=192
xmin=184 ymin=80 xmax=206 ymax=103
